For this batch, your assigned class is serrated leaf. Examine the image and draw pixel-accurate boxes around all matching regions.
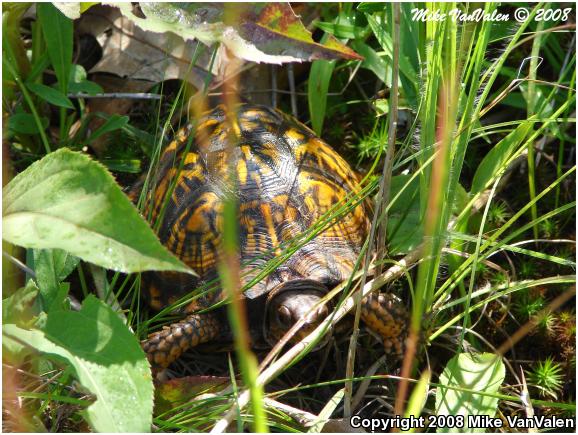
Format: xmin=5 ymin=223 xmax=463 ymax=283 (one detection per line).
xmin=436 ymin=353 xmax=505 ymax=433
xmin=2 ymin=148 xmax=193 ymax=275
xmin=471 ymin=121 xmax=533 ymax=194
xmin=26 ymin=82 xmax=74 ymax=109
xmin=3 ymin=295 xmax=153 ymax=432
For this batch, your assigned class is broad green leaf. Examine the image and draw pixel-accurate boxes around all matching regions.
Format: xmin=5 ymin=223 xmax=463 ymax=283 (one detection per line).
xmin=26 ymin=82 xmax=74 ymax=109
xmin=37 ymin=3 xmax=73 ymax=93
xmin=3 ymin=295 xmax=153 ymax=432
xmin=86 ymin=115 xmax=130 ymax=143
xmin=117 ymin=3 xmax=362 ymax=64
xmin=308 ymin=59 xmax=335 ymax=135
xmin=8 ymin=113 xmax=49 ymax=135
xmin=33 ymin=249 xmax=79 ymax=309
xmin=471 ymin=121 xmax=533 ymax=194
xmin=2 ymin=148 xmax=193 ymax=275
xmin=436 ymin=353 xmax=505 ymax=433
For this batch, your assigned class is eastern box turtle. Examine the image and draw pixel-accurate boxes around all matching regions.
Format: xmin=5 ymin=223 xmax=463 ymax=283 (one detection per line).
xmin=135 ymin=104 xmax=408 ymax=371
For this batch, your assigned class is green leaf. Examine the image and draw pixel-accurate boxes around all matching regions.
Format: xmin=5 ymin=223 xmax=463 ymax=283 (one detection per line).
xmin=403 ymin=370 xmax=430 ymax=432
xmin=387 ymin=175 xmax=423 ymax=254
xmin=351 ymin=40 xmax=391 ymax=86
xmin=315 ymin=21 xmax=368 ymax=40
xmin=436 ymin=353 xmax=505 ymax=433
xmin=366 ymin=12 xmax=418 ymax=84
xmin=33 ymin=248 xmax=79 ymax=309
xmin=68 ymin=80 xmax=103 ymax=95
xmin=3 ymin=295 xmax=154 ymax=432
xmin=471 ymin=121 xmax=533 ymax=194
xmin=118 ymin=3 xmax=362 ymax=64
xmin=2 ymin=148 xmax=194 ymax=275
xmin=308 ymin=59 xmax=335 ymax=136
xmin=37 ymin=3 xmax=73 ymax=93
xmin=308 ymin=388 xmax=345 ymax=432
xmin=100 ymin=159 xmax=142 ymax=174
xmin=86 ymin=115 xmax=130 ymax=143
xmin=26 ymin=82 xmax=74 ymax=109
xmin=8 ymin=113 xmax=49 ymax=135
xmin=2 ymin=279 xmax=40 ymax=326
xmin=68 ymin=64 xmax=104 ymax=95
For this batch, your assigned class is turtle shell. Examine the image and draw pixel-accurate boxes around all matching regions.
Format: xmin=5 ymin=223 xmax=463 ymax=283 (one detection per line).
xmin=140 ymin=104 xmax=369 ymax=312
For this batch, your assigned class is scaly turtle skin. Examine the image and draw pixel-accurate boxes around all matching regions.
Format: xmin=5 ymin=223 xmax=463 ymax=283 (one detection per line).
xmin=136 ymin=104 xmax=408 ymax=371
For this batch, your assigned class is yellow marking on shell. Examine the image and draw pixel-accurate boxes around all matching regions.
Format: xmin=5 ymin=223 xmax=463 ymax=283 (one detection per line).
xmin=165 ymin=139 xmax=179 ymax=153
xmin=284 ymin=128 xmax=305 ymax=143
xmin=237 ymin=157 xmax=248 ymax=185
xmin=240 ymin=119 xmax=260 ymax=132
xmin=147 ymin=283 xmax=163 ymax=310
xmin=243 ymin=109 xmax=269 ymax=120
xmin=260 ymin=203 xmax=282 ymax=255
xmin=184 ymin=152 xmax=199 ymax=165
xmin=256 ymin=143 xmax=279 ymax=165
xmin=198 ymin=118 xmax=219 ymax=131
xmin=272 ymin=194 xmax=288 ymax=208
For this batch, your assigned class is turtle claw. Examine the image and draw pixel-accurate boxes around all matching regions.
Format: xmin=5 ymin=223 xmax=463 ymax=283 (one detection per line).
xmin=361 ymin=292 xmax=409 ymax=358
xmin=142 ymin=312 xmax=221 ymax=373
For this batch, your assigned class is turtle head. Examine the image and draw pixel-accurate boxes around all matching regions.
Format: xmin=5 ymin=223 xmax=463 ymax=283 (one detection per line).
xmin=264 ymin=280 xmax=332 ymax=348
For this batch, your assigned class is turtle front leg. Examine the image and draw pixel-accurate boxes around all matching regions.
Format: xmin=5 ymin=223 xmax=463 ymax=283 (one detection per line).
xmin=361 ymin=293 xmax=409 ymax=357
xmin=142 ymin=312 xmax=221 ymax=373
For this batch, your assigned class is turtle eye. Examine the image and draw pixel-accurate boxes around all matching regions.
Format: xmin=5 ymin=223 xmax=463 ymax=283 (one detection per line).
xmin=276 ymin=305 xmax=293 ymax=328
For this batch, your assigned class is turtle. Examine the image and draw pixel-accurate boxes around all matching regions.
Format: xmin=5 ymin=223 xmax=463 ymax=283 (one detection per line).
xmin=135 ymin=104 xmax=408 ymax=371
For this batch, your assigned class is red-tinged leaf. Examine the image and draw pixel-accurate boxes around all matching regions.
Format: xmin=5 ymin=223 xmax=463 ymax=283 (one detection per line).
xmin=118 ymin=3 xmax=362 ymax=65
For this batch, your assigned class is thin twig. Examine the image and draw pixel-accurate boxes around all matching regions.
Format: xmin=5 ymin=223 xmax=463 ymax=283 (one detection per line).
xmin=2 ymin=251 xmax=35 ymax=278
xmin=287 ymin=64 xmax=298 ymax=118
